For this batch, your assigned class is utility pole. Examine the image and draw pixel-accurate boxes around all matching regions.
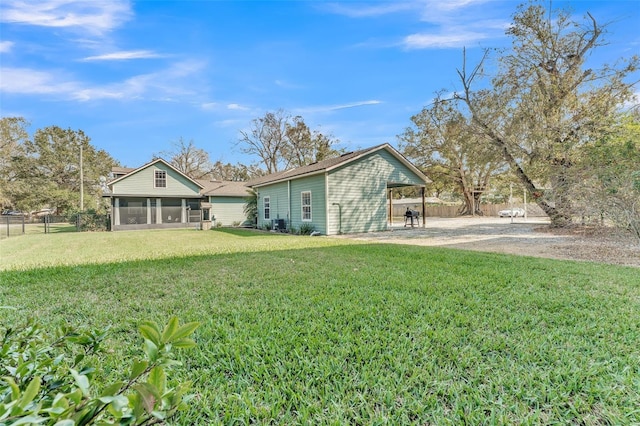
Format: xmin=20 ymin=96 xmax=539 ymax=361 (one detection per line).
xmin=80 ymin=144 xmax=84 ymax=211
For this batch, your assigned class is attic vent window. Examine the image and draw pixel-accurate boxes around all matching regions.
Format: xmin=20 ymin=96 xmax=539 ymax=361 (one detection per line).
xmin=154 ymin=170 xmax=167 ymax=188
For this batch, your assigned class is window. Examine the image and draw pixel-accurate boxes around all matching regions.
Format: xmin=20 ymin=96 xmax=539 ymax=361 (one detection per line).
xmin=264 ymin=196 xmax=270 ymax=220
xmin=154 ymin=170 xmax=166 ymax=188
xmin=301 ymin=191 xmax=311 ymax=221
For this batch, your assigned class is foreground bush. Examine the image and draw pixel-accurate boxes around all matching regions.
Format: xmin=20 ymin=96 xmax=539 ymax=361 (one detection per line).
xmin=0 ymin=316 xmax=198 ymax=425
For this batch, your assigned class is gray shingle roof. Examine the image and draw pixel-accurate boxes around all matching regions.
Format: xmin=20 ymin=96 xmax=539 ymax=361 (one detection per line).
xmin=200 ymin=180 xmax=251 ymax=197
xmin=247 ymin=143 xmax=429 ymax=187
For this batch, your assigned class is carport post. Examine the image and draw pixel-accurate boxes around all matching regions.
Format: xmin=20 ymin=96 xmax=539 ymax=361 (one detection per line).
xmin=388 ymin=189 xmax=393 ymax=227
xmin=421 ymin=187 xmax=426 ymax=228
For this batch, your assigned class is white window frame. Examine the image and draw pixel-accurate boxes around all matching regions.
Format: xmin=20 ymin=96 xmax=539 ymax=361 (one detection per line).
xmin=301 ymin=191 xmax=311 ymax=221
xmin=263 ymin=196 xmax=270 ymax=220
xmin=154 ymin=170 xmax=167 ymax=188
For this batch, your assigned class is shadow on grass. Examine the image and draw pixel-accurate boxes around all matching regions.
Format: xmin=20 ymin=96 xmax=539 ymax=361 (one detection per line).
xmin=212 ymin=227 xmax=293 ymax=238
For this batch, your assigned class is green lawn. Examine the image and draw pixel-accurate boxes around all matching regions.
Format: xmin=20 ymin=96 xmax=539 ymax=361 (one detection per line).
xmin=1 ymin=229 xmax=639 ymax=424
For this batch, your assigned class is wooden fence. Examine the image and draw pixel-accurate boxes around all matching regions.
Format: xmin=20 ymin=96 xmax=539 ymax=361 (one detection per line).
xmin=389 ymin=201 xmax=547 ymax=218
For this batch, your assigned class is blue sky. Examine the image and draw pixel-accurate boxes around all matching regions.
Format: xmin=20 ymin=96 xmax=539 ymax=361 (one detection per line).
xmin=1 ymin=0 xmax=638 ymax=168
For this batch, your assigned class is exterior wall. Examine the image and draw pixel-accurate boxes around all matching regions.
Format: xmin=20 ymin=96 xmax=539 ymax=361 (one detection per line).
xmin=111 ymin=163 xmax=201 ymax=197
xmin=289 ymin=174 xmax=327 ymax=234
xmin=327 ymin=150 xmax=425 ymax=235
xmin=255 ymin=182 xmax=289 ymax=229
xmin=209 ymin=196 xmax=248 ymax=226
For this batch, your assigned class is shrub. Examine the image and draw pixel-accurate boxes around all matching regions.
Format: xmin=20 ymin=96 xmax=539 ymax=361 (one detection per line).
xmin=298 ymin=223 xmax=315 ymax=235
xmin=0 ymin=315 xmax=199 ymax=425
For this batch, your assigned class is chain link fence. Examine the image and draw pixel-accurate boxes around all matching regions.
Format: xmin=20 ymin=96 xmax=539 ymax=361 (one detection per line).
xmin=1 ymin=213 xmax=110 ymax=238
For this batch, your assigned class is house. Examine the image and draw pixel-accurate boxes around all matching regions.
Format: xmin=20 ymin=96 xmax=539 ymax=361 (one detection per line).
xmin=248 ymin=143 xmax=430 ymax=235
xmin=199 ymin=180 xmax=252 ymax=227
xmin=104 ymin=158 xmax=251 ymax=231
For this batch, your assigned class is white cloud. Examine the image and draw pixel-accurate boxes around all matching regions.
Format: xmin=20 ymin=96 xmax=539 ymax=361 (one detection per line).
xmin=82 ymin=50 xmax=164 ymax=61
xmin=0 ymin=60 xmax=206 ymax=102
xmin=403 ymin=30 xmax=488 ymax=49
xmin=0 ymin=67 xmax=79 ymax=95
xmin=0 ymin=41 xmax=14 ymax=53
xmin=0 ymin=0 xmax=132 ymax=35
xmin=324 ymin=0 xmax=505 ymax=50
xmin=227 ymin=103 xmax=249 ymax=111
xmin=295 ymin=100 xmax=382 ymax=114
xmin=321 ymin=2 xmax=418 ymax=18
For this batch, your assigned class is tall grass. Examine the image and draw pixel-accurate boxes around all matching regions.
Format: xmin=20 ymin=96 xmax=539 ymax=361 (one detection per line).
xmin=1 ymin=229 xmax=639 ymax=424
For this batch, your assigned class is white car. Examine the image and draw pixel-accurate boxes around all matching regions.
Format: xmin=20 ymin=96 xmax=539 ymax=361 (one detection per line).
xmin=498 ymin=207 xmax=525 ymax=217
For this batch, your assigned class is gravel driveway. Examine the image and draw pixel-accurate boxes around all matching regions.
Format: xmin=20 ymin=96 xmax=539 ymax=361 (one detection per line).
xmin=333 ymin=217 xmax=640 ymax=267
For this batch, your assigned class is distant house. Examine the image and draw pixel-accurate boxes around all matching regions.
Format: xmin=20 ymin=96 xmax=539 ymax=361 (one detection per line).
xmin=248 ymin=143 xmax=430 ymax=235
xmin=104 ymin=158 xmax=250 ymax=231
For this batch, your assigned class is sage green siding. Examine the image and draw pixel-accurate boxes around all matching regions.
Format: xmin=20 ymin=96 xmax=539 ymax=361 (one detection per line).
xmin=256 ymin=181 xmax=289 ymax=229
xmin=327 ymin=150 xmax=424 ymax=235
xmin=111 ymin=163 xmax=201 ymax=197
xmin=209 ymin=196 xmax=247 ymax=226
xmin=254 ymin=147 xmax=426 ymax=235
xmin=289 ymin=174 xmax=327 ymax=234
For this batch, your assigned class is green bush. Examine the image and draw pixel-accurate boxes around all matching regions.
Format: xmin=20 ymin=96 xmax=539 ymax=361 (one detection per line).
xmin=0 ymin=315 xmax=199 ymax=425
xmin=298 ymin=223 xmax=315 ymax=235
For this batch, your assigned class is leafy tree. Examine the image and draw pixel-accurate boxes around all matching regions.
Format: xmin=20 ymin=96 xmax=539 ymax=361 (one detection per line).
xmin=283 ymin=116 xmax=342 ymax=168
xmin=238 ymin=110 xmax=341 ymax=173
xmin=399 ymin=98 xmax=505 ymax=215
xmin=581 ymin=112 xmax=640 ymax=242
xmin=454 ymin=2 xmax=639 ymax=226
xmin=7 ymin=126 xmax=118 ymax=214
xmin=210 ymin=160 xmax=265 ymax=181
xmin=0 ymin=117 xmax=29 ymax=208
xmin=156 ymin=137 xmax=213 ymax=180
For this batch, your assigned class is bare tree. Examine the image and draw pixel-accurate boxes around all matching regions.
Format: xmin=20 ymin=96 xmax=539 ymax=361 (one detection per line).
xmin=238 ymin=110 xmax=342 ymax=173
xmin=157 ymin=137 xmax=213 ymax=179
xmin=238 ymin=110 xmax=289 ymax=174
xmin=454 ymin=3 xmax=639 ymax=226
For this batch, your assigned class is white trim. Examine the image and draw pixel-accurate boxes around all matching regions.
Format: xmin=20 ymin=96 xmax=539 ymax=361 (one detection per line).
xmin=147 ymin=198 xmax=152 ymax=224
xmin=287 ymin=181 xmax=291 ymax=225
xmin=324 ymin=172 xmax=330 ymax=235
xmin=301 ymin=191 xmax=312 ymax=222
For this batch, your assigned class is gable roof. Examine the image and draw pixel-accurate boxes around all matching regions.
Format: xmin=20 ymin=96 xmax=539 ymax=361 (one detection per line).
xmin=107 ymin=158 xmax=205 ymax=189
xmin=199 ymin=180 xmax=251 ymax=197
xmin=247 ymin=143 xmax=429 ymax=188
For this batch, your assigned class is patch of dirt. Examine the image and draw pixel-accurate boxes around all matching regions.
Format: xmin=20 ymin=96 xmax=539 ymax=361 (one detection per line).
xmin=333 ymin=217 xmax=640 ymax=268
